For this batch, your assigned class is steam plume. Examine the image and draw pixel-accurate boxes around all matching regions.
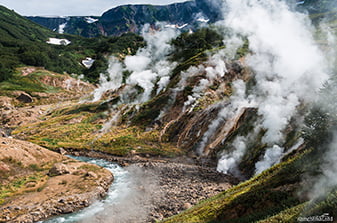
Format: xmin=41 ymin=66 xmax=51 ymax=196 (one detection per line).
xmin=92 ymin=23 xmax=180 ymax=104
xmin=213 ymin=0 xmax=330 ymax=174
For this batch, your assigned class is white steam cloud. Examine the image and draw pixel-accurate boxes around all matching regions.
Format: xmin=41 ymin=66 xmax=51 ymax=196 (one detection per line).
xmin=255 ymin=145 xmax=284 ymax=174
xmin=92 ymin=23 xmax=179 ymax=104
xmin=125 ymin=24 xmax=179 ymax=102
xmin=211 ymin=0 xmax=330 ymax=175
xmin=217 ymin=136 xmax=247 ymax=175
xmin=92 ymin=57 xmax=124 ymax=102
xmin=180 ymin=49 xmax=229 ymax=113
xmin=197 ymin=79 xmax=254 ymax=157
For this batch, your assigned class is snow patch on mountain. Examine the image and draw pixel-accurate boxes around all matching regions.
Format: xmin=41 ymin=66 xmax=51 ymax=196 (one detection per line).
xmin=47 ymin=38 xmax=71 ymax=45
xmin=164 ymin=23 xmax=188 ymax=29
xmin=82 ymin=58 xmax=95 ymax=69
xmin=85 ymin=17 xmax=99 ymax=24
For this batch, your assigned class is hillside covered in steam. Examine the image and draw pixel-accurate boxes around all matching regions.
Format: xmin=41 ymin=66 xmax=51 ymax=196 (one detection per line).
xmin=1 ymin=0 xmax=337 ymax=222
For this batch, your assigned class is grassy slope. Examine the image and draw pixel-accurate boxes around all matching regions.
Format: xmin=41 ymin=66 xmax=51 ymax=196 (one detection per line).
xmin=0 ymin=6 xmax=53 ymax=42
xmin=0 ymin=69 xmax=59 ymax=95
xmin=0 ymin=67 xmax=94 ymax=104
xmin=0 ymin=5 xmax=145 ymax=83
xmin=12 ymin=101 xmax=184 ymax=157
xmin=162 ymin=145 xmax=336 ymax=223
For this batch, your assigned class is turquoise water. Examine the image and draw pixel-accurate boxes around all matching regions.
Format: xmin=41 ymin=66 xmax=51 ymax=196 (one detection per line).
xmin=42 ymin=156 xmax=130 ymax=223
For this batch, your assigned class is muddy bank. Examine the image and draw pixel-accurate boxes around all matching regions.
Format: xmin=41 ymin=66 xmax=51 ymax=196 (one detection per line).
xmin=66 ymin=150 xmax=238 ymax=222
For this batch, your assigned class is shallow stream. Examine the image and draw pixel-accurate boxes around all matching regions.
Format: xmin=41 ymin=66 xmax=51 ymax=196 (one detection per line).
xmin=42 ymin=156 xmax=130 ymax=223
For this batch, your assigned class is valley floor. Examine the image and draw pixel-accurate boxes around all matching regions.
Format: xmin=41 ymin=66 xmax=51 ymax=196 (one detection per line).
xmin=65 ymin=150 xmax=237 ymax=222
xmin=0 ymin=67 xmax=237 ymax=222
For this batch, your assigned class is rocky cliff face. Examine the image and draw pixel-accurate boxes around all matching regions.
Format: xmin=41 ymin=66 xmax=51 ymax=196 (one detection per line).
xmin=27 ymin=16 xmax=102 ymax=37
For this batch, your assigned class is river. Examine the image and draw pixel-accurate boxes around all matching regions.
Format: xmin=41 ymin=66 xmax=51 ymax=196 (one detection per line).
xmin=42 ymin=156 xmax=130 ymax=223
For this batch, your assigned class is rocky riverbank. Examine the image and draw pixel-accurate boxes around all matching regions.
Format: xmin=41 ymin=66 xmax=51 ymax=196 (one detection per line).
xmin=65 ymin=150 xmax=238 ymax=222
xmin=0 ymin=138 xmax=113 ymax=223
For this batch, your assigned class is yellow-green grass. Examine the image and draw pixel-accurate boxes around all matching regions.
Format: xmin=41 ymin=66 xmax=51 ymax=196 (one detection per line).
xmin=257 ymin=203 xmax=306 ymax=223
xmin=0 ymin=174 xmax=46 ymax=205
xmin=13 ymin=108 xmax=184 ymax=157
xmin=0 ymin=69 xmax=61 ymax=95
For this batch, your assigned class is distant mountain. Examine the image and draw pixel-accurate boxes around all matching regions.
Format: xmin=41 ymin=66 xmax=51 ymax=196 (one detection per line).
xmin=26 ymin=0 xmax=336 ymax=37
xmin=27 ymin=0 xmax=223 ymax=37
xmin=27 ymin=16 xmax=102 ymax=38
xmin=99 ymin=0 xmax=223 ymax=36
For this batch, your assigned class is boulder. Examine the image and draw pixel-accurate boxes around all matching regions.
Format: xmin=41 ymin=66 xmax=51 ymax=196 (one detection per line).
xmin=59 ymin=147 xmax=67 ymax=155
xmin=183 ymin=202 xmax=192 ymax=210
xmin=16 ymin=93 xmax=33 ymax=103
xmin=48 ymin=163 xmax=70 ymax=176
xmin=0 ymin=131 xmax=8 ymax=137
xmin=85 ymin=171 xmax=98 ymax=179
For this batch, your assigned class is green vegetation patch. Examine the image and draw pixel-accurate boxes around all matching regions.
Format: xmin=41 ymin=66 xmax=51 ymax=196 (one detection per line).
xmin=49 ymin=101 xmax=110 ymax=117
xmin=0 ymin=173 xmax=45 ymax=205
xmin=0 ymin=5 xmax=144 ymax=83
xmin=0 ymin=71 xmax=60 ymax=95
xmin=13 ymin=106 xmax=183 ymax=157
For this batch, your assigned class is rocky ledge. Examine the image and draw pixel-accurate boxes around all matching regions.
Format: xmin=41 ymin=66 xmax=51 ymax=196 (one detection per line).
xmin=0 ymin=138 xmax=113 ymax=223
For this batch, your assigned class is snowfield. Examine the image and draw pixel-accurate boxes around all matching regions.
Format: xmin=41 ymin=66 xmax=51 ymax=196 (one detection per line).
xmin=47 ymin=38 xmax=71 ymax=45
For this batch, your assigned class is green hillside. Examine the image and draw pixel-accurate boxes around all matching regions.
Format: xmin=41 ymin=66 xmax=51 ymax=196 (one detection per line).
xmin=0 ymin=5 xmax=144 ymax=83
xmin=0 ymin=5 xmax=53 ymax=41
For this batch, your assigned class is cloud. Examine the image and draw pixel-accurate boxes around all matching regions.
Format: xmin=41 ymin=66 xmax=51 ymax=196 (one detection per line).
xmin=0 ymin=0 xmax=190 ymax=16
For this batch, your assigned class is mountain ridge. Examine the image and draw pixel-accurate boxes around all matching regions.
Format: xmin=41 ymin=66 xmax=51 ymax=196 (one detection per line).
xmin=25 ymin=0 xmax=337 ymax=37
xmin=26 ymin=0 xmax=223 ymax=37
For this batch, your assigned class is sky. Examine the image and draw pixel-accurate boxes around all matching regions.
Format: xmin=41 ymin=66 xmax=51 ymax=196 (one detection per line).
xmin=0 ymin=0 xmax=190 ymax=16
